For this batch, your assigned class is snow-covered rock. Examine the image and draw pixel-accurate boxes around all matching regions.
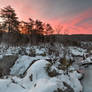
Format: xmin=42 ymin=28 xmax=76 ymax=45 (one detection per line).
xmin=0 ymin=45 xmax=88 ymax=92
xmin=10 ymin=55 xmax=33 ymax=76
xmin=69 ymin=71 xmax=83 ymax=92
xmin=10 ymin=55 xmax=49 ymax=76
xmin=69 ymin=47 xmax=86 ymax=56
xmin=0 ymin=78 xmax=27 ymax=92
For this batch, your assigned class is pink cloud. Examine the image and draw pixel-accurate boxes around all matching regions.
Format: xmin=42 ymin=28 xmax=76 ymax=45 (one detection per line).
xmin=47 ymin=8 xmax=92 ymax=34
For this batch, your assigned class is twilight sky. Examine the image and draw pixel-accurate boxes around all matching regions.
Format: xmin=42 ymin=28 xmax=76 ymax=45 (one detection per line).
xmin=0 ymin=0 xmax=92 ymax=34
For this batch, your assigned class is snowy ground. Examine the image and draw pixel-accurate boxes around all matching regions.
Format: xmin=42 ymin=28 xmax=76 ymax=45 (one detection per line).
xmin=0 ymin=60 xmax=82 ymax=92
xmin=0 ymin=43 xmax=92 ymax=92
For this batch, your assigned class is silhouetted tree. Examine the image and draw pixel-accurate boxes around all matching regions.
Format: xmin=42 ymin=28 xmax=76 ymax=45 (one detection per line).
xmin=45 ymin=24 xmax=53 ymax=35
xmin=19 ymin=21 xmax=28 ymax=34
xmin=27 ymin=18 xmax=34 ymax=34
xmin=44 ymin=23 xmax=54 ymax=43
xmin=55 ymin=24 xmax=63 ymax=43
xmin=0 ymin=5 xmax=20 ymax=44
xmin=35 ymin=20 xmax=44 ymax=35
xmin=0 ymin=5 xmax=19 ymax=33
xmin=31 ymin=20 xmax=44 ymax=44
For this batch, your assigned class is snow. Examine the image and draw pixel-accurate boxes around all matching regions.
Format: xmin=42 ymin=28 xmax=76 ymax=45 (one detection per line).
xmin=80 ymin=56 xmax=92 ymax=66
xmin=0 ymin=78 xmax=27 ymax=92
xmin=25 ymin=60 xmax=49 ymax=80
xmin=10 ymin=55 xmax=33 ymax=76
xmin=69 ymin=71 xmax=83 ymax=92
xmin=28 ymin=78 xmax=62 ymax=92
xmin=10 ymin=55 xmax=49 ymax=76
xmin=23 ymin=60 xmax=72 ymax=92
xmin=0 ymin=45 xmax=89 ymax=92
xmin=69 ymin=47 xmax=86 ymax=56
xmin=0 ymin=60 xmax=50 ymax=92
xmin=0 ymin=58 xmax=83 ymax=92
xmin=18 ymin=60 xmax=50 ymax=89
xmin=0 ymin=46 xmax=21 ymax=56
xmin=35 ymin=48 xmax=46 ymax=55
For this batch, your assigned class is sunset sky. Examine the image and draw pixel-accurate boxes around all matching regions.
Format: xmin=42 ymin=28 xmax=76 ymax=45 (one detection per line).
xmin=0 ymin=0 xmax=92 ymax=34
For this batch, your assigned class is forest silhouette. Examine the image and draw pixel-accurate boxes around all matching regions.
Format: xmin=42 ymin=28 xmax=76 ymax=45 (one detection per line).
xmin=0 ymin=6 xmax=92 ymax=46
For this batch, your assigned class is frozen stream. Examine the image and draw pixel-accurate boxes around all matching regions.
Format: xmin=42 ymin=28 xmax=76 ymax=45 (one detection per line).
xmin=82 ymin=65 xmax=92 ymax=92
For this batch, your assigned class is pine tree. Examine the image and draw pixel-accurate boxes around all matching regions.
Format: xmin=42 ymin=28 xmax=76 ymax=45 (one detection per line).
xmin=35 ymin=20 xmax=44 ymax=35
xmin=45 ymin=23 xmax=53 ymax=35
xmin=0 ymin=6 xmax=20 ymax=44
xmin=0 ymin=5 xmax=19 ymax=33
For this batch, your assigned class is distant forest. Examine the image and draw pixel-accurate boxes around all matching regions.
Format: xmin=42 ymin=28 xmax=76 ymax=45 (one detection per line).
xmin=0 ymin=6 xmax=92 ymax=46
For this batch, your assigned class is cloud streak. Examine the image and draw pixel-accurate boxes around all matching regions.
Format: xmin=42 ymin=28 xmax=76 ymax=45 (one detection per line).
xmin=48 ymin=8 xmax=92 ymax=34
xmin=0 ymin=0 xmax=92 ymax=34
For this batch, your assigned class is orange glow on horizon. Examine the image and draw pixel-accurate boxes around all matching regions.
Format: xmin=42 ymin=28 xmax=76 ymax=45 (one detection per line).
xmin=0 ymin=3 xmax=92 ymax=35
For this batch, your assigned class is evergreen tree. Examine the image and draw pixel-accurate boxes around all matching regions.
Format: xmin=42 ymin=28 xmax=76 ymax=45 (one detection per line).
xmin=27 ymin=18 xmax=34 ymax=34
xmin=45 ymin=23 xmax=53 ymax=35
xmin=0 ymin=5 xmax=20 ymax=44
xmin=0 ymin=5 xmax=19 ymax=33
xmin=35 ymin=20 xmax=44 ymax=35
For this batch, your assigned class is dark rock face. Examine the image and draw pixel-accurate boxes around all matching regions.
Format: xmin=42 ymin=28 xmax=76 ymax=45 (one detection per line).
xmin=0 ymin=55 xmax=18 ymax=77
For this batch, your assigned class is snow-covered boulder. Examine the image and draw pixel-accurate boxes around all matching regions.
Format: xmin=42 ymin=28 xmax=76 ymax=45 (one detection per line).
xmin=10 ymin=55 xmax=49 ymax=76
xmin=28 ymin=78 xmax=74 ymax=92
xmin=22 ymin=60 xmax=74 ymax=92
xmin=69 ymin=47 xmax=86 ymax=56
xmin=0 ymin=78 xmax=27 ymax=92
xmin=25 ymin=60 xmax=49 ymax=80
xmin=10 ymin=55 xmax=33 ymax=76
xmin=69 ymin=71 xmax=83 ymax=92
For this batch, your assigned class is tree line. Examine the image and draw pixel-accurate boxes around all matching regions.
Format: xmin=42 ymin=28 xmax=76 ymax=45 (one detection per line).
xmin=0 ymin=6 xmax=54 ymax=45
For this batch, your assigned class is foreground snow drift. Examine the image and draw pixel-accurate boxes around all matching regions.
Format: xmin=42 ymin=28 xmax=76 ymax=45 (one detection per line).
xmin=0 ymin=59 xmax=83 ymax=92
xmin=10 ymin=55 xmax=49 ymax=76
xmin=1 ymin=44 xmax=90 ymax=92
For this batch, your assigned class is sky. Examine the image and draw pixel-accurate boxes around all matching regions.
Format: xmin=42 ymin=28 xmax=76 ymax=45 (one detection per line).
xmin=0 ymin=0 xmax=92 ymax=34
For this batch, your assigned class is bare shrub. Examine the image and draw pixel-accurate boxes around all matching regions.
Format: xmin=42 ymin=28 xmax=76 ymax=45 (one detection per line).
xmin=46 ymin=63 xmax=59 ymax=77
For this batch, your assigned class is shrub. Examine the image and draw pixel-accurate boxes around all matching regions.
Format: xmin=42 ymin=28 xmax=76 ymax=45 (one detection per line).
xmin=54 ymin=88 xmax=63 ymax=92
xmin=58 ymin=57 xmax=72 ymax=71
xmin=46 ymin=63 xmax=59 ymax=77
xmin=29 ymin=48 xmax=36 ymax=57
xmin=40 ymin=52 xmax=46 ymax=56
xmin=18 ymin=47 xmax=27 ymax=55
xmin=54 ymin=82 xmax=74 ymax=92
